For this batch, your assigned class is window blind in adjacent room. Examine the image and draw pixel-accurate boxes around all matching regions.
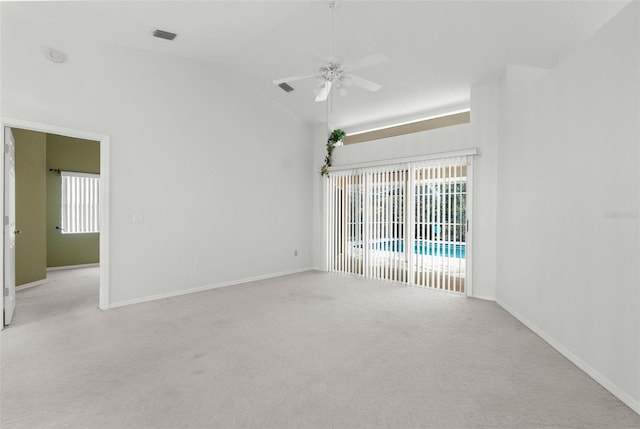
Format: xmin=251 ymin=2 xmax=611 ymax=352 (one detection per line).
xmin=60 ymin=171 xmax=100 ymax=234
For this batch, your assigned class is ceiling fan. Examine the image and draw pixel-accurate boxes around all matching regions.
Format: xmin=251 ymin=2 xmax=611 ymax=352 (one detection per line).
xmin=273 ymin=1 xmax=388 ymax=102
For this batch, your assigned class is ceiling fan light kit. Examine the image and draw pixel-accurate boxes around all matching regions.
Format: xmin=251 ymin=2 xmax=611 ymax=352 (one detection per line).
xmin=273 ymin=0 xmax=387 ymax=103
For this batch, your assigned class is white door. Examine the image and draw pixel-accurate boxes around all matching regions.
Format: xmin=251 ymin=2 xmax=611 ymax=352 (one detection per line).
xmin=4 ymin=127 xmax=16 ymax=325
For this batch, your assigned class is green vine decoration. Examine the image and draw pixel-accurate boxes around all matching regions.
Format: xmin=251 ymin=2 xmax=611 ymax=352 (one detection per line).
xmin=320 ymin=129 xmax=345 ymax=176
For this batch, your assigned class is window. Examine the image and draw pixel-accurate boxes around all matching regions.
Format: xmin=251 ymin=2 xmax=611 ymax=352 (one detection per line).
xmin=60 ymin=171 xmax=100 ymax=234
xmin=343 ymin=110 xmax=470 ymax=145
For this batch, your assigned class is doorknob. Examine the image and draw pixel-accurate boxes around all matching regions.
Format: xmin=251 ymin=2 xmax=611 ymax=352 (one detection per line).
xmin=14 ymin=230 xmax=22 ymax=234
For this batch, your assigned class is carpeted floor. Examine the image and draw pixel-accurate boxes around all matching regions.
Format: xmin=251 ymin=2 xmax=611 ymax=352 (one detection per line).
xmin=2 ymin=268 xmax=639 ymax=428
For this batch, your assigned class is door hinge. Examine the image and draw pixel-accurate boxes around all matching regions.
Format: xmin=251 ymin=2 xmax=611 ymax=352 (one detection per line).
xmin=4 ymin=288 xmax=8 ymax=297
xmin=466 ymin=219 xmax=469 ymax=232
xmin=3 ymin=216 xmax=8 ymax=226
xmin=4 ymin=143 xmax=9 ymax=153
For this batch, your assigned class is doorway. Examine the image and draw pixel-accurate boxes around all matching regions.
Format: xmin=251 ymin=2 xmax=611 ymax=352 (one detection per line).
xmin=2 ymin=119 xmax=110 ymax=328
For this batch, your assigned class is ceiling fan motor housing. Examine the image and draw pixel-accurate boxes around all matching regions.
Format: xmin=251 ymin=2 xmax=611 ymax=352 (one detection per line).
xmin=319 ymin=62 xmax=344 ymax=83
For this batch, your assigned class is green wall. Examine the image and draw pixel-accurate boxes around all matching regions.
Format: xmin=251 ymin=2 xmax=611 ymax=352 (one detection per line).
xmin=14 ymin=129 xmax=47 ymax=285
xmin=46 ymin=134 xmax=100 ymax=268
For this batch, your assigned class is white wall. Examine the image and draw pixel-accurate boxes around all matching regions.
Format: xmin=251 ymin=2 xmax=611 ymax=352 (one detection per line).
xmin=469 ymin=81 xmax=499 ymax=300
xmin=1 ymin=9 xmax=314 ymax=306
xmin=496 ymin=1 xmax=639 ymax=411
xmin=311 ymin=123 xmax=329 ymax=271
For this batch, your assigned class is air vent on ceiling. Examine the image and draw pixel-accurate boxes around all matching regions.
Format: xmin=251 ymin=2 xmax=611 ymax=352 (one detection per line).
xmin=152 ymin=29 xmax=177 ymax=41
xmin=278 ymin=82 xmax=294 ymax=93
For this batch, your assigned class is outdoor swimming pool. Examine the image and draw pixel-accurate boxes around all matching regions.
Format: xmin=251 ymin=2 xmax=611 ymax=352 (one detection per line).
xmin=372 ymin=240 xmax=466 ymax=259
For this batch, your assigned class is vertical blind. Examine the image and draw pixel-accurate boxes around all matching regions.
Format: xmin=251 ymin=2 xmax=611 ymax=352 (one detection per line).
xmin=326 ymin=156 xmax=469 ymax=293
xmin=61 ymin=171 xmax=100 ymax=234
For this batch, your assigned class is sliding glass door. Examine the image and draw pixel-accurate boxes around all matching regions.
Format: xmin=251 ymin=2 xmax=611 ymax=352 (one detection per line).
xmin=367 ymin=169 xmax=407 ymax=283
xmin=327 ymin=173 xmax=364 ymax=275
xmin=326 ymin=156 xmax=470 ymax=294
xmin=411 ymin=161 xmax=467 ymax=292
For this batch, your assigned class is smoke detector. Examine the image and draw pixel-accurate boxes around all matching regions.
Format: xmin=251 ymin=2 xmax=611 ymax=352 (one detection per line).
xmin=48 ymin=49 xmax=66 ymax=63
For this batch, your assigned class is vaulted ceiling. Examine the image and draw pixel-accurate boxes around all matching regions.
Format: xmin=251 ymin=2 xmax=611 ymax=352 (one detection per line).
xmin=2 ymin=1 xmax=629 ymax=132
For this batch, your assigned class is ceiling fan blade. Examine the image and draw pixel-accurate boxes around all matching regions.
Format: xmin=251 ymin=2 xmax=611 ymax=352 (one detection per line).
xmin=343 ymin=53 xmax=388 ymax=72
xmin=314 ymin=81 xmax=332 ymax=102
xmin=347 ymin=74 xmax=382 ymax=92
xmin=273 ymin=72 xmax=321 ymax=85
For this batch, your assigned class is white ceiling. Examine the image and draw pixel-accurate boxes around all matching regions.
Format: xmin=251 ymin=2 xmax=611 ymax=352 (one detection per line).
xmin=3 ymin=0 xmax=629 ymax=131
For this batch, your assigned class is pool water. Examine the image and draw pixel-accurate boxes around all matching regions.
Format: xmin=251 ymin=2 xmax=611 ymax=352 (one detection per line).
xmin=373 ymin=240 xmax=466 ymax=259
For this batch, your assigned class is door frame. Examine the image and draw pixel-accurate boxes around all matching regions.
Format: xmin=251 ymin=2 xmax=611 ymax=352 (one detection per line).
xmin=1 ymin=118 xmax=110 ymax=325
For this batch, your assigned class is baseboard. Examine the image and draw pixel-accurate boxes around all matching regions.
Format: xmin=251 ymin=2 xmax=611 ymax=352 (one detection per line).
xmin=48 ymin=263 xmax=99 ymax=271
xmin=496 ymin=298 xmax=640 ymax=416
xmin=109 ymin=267 xmax=314 ymax=309
xmin=469 ymin=293 xmax=494 ymax=301
xmin=16 ymin=278 xmax=48 ymax=290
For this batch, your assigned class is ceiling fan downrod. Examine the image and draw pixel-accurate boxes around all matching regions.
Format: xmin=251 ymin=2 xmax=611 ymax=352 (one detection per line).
xmin=328 ymin=0 xmax=337 ymax=59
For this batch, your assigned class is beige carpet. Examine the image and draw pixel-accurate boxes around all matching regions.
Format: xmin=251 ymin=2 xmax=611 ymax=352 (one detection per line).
xmin=2 ymin=268 xmax=639 ymax=428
